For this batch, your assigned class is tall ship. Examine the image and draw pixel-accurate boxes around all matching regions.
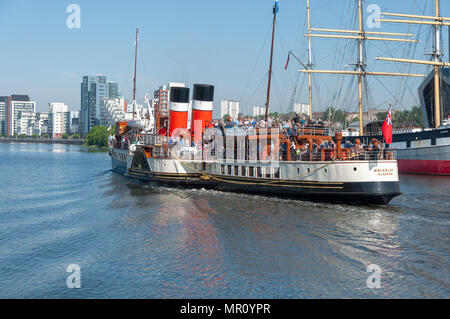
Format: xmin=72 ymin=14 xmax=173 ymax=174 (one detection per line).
xmin=299 ymin=0 xmax=449 ymax=175
xmin=367 ymin=0 xmax=450 ymax=175
xmin=109 ymin=3 xmax=401 ymax=205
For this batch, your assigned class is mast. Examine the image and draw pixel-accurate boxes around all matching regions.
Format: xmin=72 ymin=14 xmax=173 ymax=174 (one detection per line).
xmin=377 ymin=0 xmax=450 ymax=129
xmin=307 ymin=0 xmax=313 ymax=121
xmin=133 ymin=28 xmax=138 ymax=120
xmin=357 ymin=0 xmax=365 ymax=135
xmin=265 ymin=0 xmax=278 ymax=122
xmin=433 ymin=0 xmax=442 ymax=128
xmin=301 ymin=0 xmax=424 ymax=137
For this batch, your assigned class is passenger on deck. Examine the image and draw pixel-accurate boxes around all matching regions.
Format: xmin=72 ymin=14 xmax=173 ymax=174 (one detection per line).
xmin=290 ymin=143 xmax=296 ymax=161
xmin=354 ymin=139 xmax=364 ymax=159
xmin=300 ymin=117 xmax=306 ymax=127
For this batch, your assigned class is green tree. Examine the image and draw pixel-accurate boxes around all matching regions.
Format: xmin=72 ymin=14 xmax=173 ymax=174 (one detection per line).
xmin=72 ymin=134 xmax=81 ymax=139
xmin=42 ymin=134 xmax=49 ymax=139
xmin=269 ymin=112 xmax=279 ymax=119
xmin=376 ymin=112 xmax=388 ymax=121
xmin=324 ymin=107 xmax=345 ymax=123
xmin=108 ymin=125 xmax=116 ymax=136
xmin=31 ymin=134 xmax=38 ymax=138
xmin=19 ymin=134 xmax=27 ymax=138
xmin=376 ymin=107 xmax=423 ymax=128
xmin=410 ymin=106 xmax=424 ymax=127
xmin=223 ymin=114 xmax=231 ymax=121
xmin=83 ymin=126 xmax=109 ymax=148
xmin=62 ymin=133 xmax=69 ymax=140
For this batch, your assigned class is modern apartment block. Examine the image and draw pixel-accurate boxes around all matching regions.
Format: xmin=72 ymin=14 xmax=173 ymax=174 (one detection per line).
xmin=292 ymin=103 xmax=310 ymax=116
xmin=81 ymin=76 xmax=119 ymax=134
xmin=221 ymin=100 xmax=240 ymax=120
xmin=17 ymin=111 xmax=36 ymax=136
xmin=108 ymin=81 xmax=119 ymax=99
xmin=252 ymin=106 xmax=266 ymax=118
xmin=5 ymin=95 xmax=36 ymax=136
xmin=35 ymin=112 xmax=49 ymax=136
xmin=48 ymin=102 xmax=68 ymax=138
xmin=153 ymin=82 xmax=186 ymax=129
xmin=0 ymin=96 xmax=7 ymax=136
xmin=100 ymin=98 xmax=127 ymax=126
xmin=67 ymin=111 xmax=80 ymax=134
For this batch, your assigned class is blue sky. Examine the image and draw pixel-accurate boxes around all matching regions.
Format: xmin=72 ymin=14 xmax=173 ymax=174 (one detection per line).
xmin=0 ymin=0 xmax=448 ymax=116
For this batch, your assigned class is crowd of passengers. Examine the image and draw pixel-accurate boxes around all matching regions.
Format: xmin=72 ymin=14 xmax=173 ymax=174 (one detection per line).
xmin=213 ymin=114 xmax=326 ymax=133
xmin=280 ymin=138 xmax=385 ymax=161
xmin=112 ymin=113 xmax=387 ymax=160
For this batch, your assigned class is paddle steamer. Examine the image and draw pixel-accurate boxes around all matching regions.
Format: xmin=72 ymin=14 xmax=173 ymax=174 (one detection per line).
xmin=109 ymin=3 xmax=401 ymax=205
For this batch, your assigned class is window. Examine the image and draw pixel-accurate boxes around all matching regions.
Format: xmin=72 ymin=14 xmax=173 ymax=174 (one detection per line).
xmin=431 ymin=138 xmax=437 ymax=146
xmin=274 ymin=168 xmax=280 ymax=179
xmin=241 ymin=166 xmax=247 ymax=177
xmin=265 ymin=167 xmax=271 ymax=178
xmin=249 ymin=166 xmax=254 ymax=177
xmin=257 ymin=167 xmax=262 ymax=178
xmin=234 ymin=166 xmax=239 ymax=176
xmin=228 ymin=165 xmax=232 ymax=175
xmin=406 ymin=141 xmax=411 ymax=148
xmin=221 ymin=165 xmax=225 ymax=175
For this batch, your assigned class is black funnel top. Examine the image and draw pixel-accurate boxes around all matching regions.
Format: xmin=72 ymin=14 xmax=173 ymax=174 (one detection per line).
xmin=193 ymin=84 xmax=214 ymax=102
xmin=170 ymin=87 xmax=190 ymax=103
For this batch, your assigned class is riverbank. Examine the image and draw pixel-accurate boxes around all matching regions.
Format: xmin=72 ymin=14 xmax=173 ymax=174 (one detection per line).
xmin=0 ymin=138 xmax=84 ymax=145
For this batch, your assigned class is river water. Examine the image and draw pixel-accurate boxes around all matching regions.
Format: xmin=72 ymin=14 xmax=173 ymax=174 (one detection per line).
xmin=0 ymin=143 xmax=448 ymax=298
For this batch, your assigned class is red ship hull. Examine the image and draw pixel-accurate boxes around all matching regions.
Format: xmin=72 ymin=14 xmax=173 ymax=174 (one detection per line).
xmin=398 ymin=159 xmax=450 ymax=175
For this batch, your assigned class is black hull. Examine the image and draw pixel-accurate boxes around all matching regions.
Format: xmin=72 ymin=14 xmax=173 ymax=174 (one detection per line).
xmin=347 ymin=126 xmax=450 ymax=144
xmin=117 ymin=168 xmax=400 ymax=206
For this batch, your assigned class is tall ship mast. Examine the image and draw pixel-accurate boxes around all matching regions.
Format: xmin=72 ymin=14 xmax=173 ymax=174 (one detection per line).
xmin=301 ymin=0 xmax=425 ymax=136
xmin=109 ymin=3 xmax=401 ymax=205
xmin=306 ymin=0 xmax=450 ymax=175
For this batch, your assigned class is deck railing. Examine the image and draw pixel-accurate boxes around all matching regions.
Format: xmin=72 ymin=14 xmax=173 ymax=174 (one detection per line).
xmin=281 ymin=148 xmax=397 ymax=162
xmin=291 ymin=126 xmax=331 ymax=137
xmin=167 ymin=146 xmax=397 ymax=162
xmin=136 ymin=134 xmax=167 ymax=146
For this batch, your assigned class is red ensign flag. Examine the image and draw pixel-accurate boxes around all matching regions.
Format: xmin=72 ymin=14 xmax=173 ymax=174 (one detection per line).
xmin=284 ymin=53 xmax=290 ymax=70
xmin=382 ymin=106 xmax=393 ymax=144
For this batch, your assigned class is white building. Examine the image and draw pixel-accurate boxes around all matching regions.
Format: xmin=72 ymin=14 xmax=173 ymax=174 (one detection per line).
xmin=0 ymin=97 xmax=6 ymax=136
xmin=81 ymin=75 xmax=119 ymax=133
xmin=293 ymin=103 xmax=310 ymax=116
xmin=252 ymin=106 xmax=266 ymax=118
xmin=153 ymin=82 xmax=186 ymax=120
xmin=8 ymin=99 xmax=36 ymax=136
xmin=49 ymin=102 xmax=68 ymax=138
xmin=221 ymin=100 xmax=240 ymax=120
xmin=35 ymin=112 xmax=49 ymax=136
xmin=100 ymin=98 xmax=127 ymax=126
xmin=17 ymin=111 xmax=36 ymax=136
xmin=67 ymin=111 xmax=80 ymax=134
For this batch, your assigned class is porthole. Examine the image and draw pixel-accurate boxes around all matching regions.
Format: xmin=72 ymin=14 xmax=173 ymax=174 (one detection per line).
xmin=324 ymin=168 xmax=328 ymax=173
xmin=354 ymin=167 xmax=357 ymax=171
